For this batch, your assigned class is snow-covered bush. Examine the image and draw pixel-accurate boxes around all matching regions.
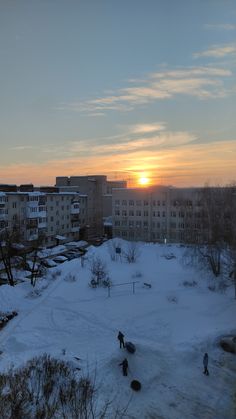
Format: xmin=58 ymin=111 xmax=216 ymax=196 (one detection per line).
xmin=64 ymin=273 xmax=77 ymax=282
xmin=50 ymin=269 xmax=61 ymax=281
xmin=107 ymin=239 xmax=122 ymax=261
xmin=89 ymin=256 xmax=109 ymax=287
xmin=122 ymin=242 xmax=141 ymax=263
xmin=0 ymin=354 xmax=96 ymax=419
xmin=167 ymin=295 xmax=178 ymax=304
xmin=182 ymin=280 xmax=198 ymax=287
xmin=132 ymin=270 xmax=143 ymax=279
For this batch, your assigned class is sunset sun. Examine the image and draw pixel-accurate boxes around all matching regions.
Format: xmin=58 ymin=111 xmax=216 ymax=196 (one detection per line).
xmin=139 ymin=176 xmax=150 ymax=186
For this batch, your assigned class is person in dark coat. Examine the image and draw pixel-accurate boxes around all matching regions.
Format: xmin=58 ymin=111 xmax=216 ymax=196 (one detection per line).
xmin=119 ymin=358 xmax=128 ymax=376
xmin=203 ymin=353 xmax=209 ymax=375
xmin=117 ymin=331 xmax=125 ymax=348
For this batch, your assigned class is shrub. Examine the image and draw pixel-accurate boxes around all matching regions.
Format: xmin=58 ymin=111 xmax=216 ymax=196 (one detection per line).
xmin=167 ymin=295 xmax=178 ymax=304
xmin=182 ymin=280 xmax=198 ymax=287
xmin=50 ymin=269 xmax=61 ymax=280
xmin=64 ymin=273 xmax=77 ymax=282
xmin=0 ymin=354 xmax=96 ymax=419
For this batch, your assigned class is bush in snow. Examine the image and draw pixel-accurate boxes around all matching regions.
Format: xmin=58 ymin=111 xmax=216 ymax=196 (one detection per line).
xmin=182 ymin=280 xmax=198 ymax=287
xmin=0 ymin=354 xmax=127 ymax=419
xmin=89 ymin=256 xmax=109 ymax=287
xmin=107 ymin=239 xmax=122 ymax=261
xmin=0 ymin=354 xmax=95 ymax=419
xmin=132 ymin=270 xmax=143 ymax=279
xmin=50 ymin=269 xmax=62 ymax=281
xmin=167 ymin=295 xmax=178 ymax=304
xmin=122 ymin=242 xmax=141 ymax=263
xmin=64 ymin=273 xmax=77 ymax=282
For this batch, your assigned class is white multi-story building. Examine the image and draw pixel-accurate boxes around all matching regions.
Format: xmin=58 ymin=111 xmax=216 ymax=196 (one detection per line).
xmin=0 ymin=186 xmax=82 ymax=247
xmin=112 ymin=185 xmax=211 ymax=243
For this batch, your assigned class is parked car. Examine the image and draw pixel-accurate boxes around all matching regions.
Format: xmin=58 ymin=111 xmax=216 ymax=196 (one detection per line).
xmin=53 ymin=255 xmax=68 ymax=264
xmin=41 ymin=258 xmax=57 ymax=268
xmin=220 ymin=335 xmax=236 ymax=354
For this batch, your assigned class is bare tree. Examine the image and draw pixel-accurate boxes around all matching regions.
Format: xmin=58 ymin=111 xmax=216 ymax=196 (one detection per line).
xmin=183 ymin=184 xmax=236 ymax=279
xmin=89 ymin=256 xmax=108 ymax=287
xmin=122 ymin=242 xmax=140 ymax=263
xmin=0 ymin=223 xmax=22 ymax=286
xmin=107 ymin=239 xmax=122 ymax=261
xmin=28 ymin=235 xmax=47 ymax=287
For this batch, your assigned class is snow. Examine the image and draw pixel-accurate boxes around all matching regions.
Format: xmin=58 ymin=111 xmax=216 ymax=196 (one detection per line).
xmin=0 ymin=240 xmax=235 ymax=418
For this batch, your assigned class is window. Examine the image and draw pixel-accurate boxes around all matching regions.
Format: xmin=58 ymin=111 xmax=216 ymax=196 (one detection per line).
xmin=115 ymin=220 xmax=120 ymax=226
xmin=144 ymin=211 xmax=148 ymax=217
xmin=129 ymin=220 xmax=134 ymax=227
xmin=143 ymin=221 xmax=148 ymax=227
xmin=122 ymin=231 xmax=127 ymax=237
xmin=122 ymin=200 xmax=127 ymax=205
xmin=12 ymin=202 xmax=17 ymax=208
xmin=115 ymin=210 xmax=120 ymax=216
xmin=144 ymin=200 xmax=149 ymax=206
xmin=171 ymin=211 xmax=176 ymax=217
xmin=136 ymin=221 xmax=142 ymax=228
xmin=122 ymin=210 xmax=127 ymax=216
xmin=129 ymin=200 xmax=134 ymax=206
xmin=136 ymin=200 xmax=141 ymax=206
xmin=162 ymin=211 xmax=165 ymax=217
xmin=115 ymin=200 xmax=120 ymax=205
xmin=122 ymin=220 xmax=127 ymax=226
xmin=162 ymin=201 xmax=166 ymax=206
xmin=152 ymin=200 xmax=156 ymax=206
xmin=129 ymin=210 xmax=134 ymax=216
xmin=50 ymin=216 xmax=54 ymax=221
xmin=136 ymin=210 xmax=141 ymax=216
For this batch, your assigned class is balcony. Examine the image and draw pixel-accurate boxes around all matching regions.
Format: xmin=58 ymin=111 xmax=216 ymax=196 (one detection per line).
xmin=71 ymin=223 xmax=80 ymax=232
xmin=71 ymin=202 xmax=80 ymax=214
xmin=26 ymin=207 xmax=39 ymax=218
xmin=38 ymin=220 xmax=47 ymax=228
xmin=38 ymin=206 xmax=47 ymax=218
xmin=0 ymin=209 xmax=8 ymax=220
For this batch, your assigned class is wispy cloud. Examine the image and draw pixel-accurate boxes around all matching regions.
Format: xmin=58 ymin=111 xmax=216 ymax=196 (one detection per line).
xmin=10 ymin=145 xmax=36 ymax=151
xmin=194 ymin=44 xmax=236 ymax=58
xmin=67 ymin=123 xmax=197 ymax=158
xmin=58 ymin=66 xmax=233 ymax=115
xmin=205 ymin=23 xmax=236 ymax=31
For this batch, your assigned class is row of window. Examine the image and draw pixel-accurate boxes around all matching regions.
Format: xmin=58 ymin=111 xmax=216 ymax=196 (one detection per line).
xmin=115 ymin=210 xmax=166 ymax=217
xmin=115 ymin=199 xmax=166 ymax=206
xmin=115 ymin=230 xmax=166 ymax=239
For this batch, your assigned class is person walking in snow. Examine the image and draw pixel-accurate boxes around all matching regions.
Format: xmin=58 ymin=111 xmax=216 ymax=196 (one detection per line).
xmin=203 ymin=353 xmax=209 ymax=375
xmin=117 ymin=331 xmax=125 ymax=348
xmin=119 ymin=358 xmax=128 ymax=376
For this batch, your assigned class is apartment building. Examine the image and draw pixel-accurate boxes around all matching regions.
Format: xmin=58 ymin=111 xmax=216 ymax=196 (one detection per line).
xmin=112 ymin=185 xmax=208 ymax=243
xmin=0 ymin=185 xmax=81 ymax=247
xmin=56 ymin=176 xmax=127 ymax=239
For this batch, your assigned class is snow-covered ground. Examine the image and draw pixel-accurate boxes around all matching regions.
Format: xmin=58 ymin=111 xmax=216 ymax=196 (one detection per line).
xmin=0 ymin=240 xmax=235 ymax=418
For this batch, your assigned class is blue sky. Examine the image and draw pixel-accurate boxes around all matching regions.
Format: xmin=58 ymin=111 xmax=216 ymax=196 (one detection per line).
xmin=0 ymin=0 xmax=235 ymax=186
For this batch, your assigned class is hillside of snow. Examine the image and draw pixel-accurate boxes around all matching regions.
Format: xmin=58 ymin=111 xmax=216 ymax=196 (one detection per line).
xmin=0 ymin=240 xmax=235 ymax=418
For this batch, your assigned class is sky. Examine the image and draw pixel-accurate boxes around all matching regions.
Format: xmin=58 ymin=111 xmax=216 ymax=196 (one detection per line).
xmin=0 ymin=0 xmax=235 ymax=187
